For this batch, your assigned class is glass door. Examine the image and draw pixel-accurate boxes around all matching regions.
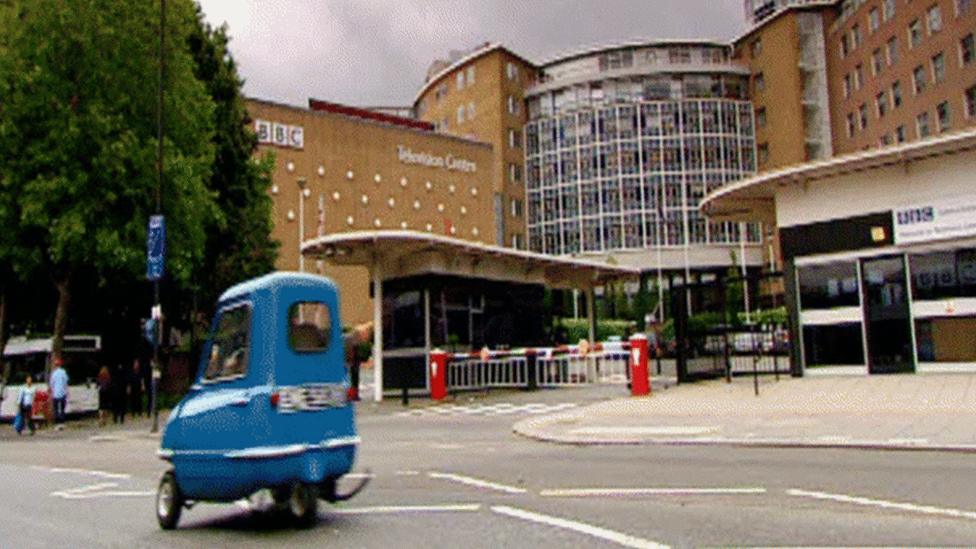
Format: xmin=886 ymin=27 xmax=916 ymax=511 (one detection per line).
xmin=861 ymin=255 xmax=915 ymax=374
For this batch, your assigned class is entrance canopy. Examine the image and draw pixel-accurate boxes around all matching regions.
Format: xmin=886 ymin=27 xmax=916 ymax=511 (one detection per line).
xmin=302 ymin=230 xmax=639 ymax=402
xmin=300 ymin=230 xmax=640 ymax=289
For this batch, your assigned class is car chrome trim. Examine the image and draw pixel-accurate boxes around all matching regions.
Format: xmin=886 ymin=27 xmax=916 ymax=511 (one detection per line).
xmin=156 ymin=448 xmax=174 ymax=460
xmin=323 ymin=435 xmax=361 ymax=448
xmin=225 ymin=444 xmax=308 ymax=459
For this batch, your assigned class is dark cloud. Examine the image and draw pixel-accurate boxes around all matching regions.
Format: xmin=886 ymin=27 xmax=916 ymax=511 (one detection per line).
xmin=197 ymin=0 xmax=746 ymax=107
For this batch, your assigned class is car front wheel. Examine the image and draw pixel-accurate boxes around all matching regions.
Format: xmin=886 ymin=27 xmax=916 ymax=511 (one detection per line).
xmin=156 ymin=471 xmax=184 ymax=530
xmin=288 ymin=482 xmax=319 ymax=528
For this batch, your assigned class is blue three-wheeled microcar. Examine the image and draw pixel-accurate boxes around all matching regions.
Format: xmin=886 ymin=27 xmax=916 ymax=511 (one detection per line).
xmin=156 ymin=273 xmax=366 ymax=529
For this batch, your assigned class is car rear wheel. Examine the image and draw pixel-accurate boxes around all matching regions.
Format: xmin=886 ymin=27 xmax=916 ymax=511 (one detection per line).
xmin=288 ymin=483 xmax=319 ymax=527
xmin=156 ymin=471 xmax=183 ymax=530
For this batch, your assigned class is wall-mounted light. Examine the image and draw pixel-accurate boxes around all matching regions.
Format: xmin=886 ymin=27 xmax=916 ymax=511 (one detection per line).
xmin=332 ymin=191 xmax=341 ymax=201
xmin=287 ymin=209 xmax=295 ymax=221
xmin=317 ymin=165 xmax=325 ymax=176
xmin=400 ymin=177 xmax=408 ymax=188
xmin=373 ymin=218 xmax=382 ymax=227
xmin=460 ymin=206 xmax=467 ymax=215
xmin=387 ymin=197 xmax=396 ymax=208
xmin=448 ymin=184 xmax=456 ymax=194
xmin=413 ymin=200 xmax=421 ymax=210
xmin=425 ymin=223 xmax=433 ymax=232
xmin=400 ymin=221 xmax=408 ymax=229
xmin=346 ymin=170 xmax=354 ymax=180
xmin=374 ymin=174 xmax=382 ymax=183
xmin=471 ymin=187 xmax=478 ymax=196
xmin=346 ymin=215 xmax=354 ymax=226
xmin=271 ymin=184 xmax=279 ymax=195
xmin=425 ymin=181 xmax=433 ymax=191
xmin=286 ymin=161 xmax=295 ymax=173
xmin=437 ymin=203 xmax=445 ymax=212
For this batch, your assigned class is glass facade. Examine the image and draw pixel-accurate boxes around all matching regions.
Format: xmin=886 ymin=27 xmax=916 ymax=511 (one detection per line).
xmin=524 ymin=44 xmax=760 ymax=256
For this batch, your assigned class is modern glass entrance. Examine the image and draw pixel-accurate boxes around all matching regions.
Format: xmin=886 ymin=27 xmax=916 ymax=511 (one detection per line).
xmin=861 ymin=255 xmax=915 ymax=374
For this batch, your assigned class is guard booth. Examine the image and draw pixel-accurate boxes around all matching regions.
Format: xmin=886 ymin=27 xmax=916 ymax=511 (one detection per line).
xmin=301 ymin=231 xmax=639 ymax=400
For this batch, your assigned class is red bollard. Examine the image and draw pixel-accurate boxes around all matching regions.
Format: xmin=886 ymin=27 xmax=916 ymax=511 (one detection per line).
xmin=629 ymin=334 xmax=650 ymax=396
xmin=429 ymin=349 xmax=448 ymax=401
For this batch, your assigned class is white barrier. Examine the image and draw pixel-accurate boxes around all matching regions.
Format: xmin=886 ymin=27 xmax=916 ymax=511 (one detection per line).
xmin=447 ymin=356 xmax=527 ymax=391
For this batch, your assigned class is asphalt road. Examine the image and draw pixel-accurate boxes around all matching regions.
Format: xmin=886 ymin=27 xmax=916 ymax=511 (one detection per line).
xmin=2 ymin=386 xmax=976 ymax=548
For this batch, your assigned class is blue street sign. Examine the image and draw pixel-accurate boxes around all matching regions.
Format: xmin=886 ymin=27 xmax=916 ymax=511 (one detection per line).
xmin=147 ymin=215 xmax=166 ymax=281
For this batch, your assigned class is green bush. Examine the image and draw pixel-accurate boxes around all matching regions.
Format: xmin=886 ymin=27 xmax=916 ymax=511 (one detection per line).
xmin=554 ymin=318 xmax=636 ymax=342
xmin=737 ymin=307 xmax=787 ymax=326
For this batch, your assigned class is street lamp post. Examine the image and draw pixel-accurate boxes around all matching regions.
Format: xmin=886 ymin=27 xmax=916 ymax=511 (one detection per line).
xmin=297 ymin=177 xmax=308 ymax=272
xmin=150 ymin=0 xmax=166 ymax=434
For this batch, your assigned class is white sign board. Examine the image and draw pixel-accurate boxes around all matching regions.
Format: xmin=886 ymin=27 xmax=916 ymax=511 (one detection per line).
xmin=255 ymin=119 xmax=303 ymax=149
xmin=893 ymin=198 xmax=976 ymax=245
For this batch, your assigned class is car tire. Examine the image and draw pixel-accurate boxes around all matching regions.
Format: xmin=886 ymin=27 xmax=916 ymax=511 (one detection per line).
xmin=156 ymin=471 xmax=183 ymax=530
xmin=318 ymin=478 xmax=337 ymax=502
xmin=288 ymin=482 xmax=318 ymax=528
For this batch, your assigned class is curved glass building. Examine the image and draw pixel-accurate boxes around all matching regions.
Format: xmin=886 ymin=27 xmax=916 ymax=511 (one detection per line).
xmin=524 ymin=41 xmax=763 ymax=273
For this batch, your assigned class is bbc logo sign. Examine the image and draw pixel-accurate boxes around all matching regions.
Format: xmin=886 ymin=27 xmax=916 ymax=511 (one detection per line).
xmin=254 ymin=119 xmax=304 ymax=150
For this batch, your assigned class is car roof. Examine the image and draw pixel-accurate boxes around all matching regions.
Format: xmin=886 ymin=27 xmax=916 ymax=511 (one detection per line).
xmin=218 ymin=272 xmax=338 ymax=303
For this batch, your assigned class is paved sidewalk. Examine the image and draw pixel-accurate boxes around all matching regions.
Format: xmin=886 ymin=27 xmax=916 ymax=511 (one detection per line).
xmin=513 ymin=374 xmax=976 ymax=452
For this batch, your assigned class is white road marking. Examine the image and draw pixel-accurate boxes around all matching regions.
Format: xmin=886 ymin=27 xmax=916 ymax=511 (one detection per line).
xmin=787 ymin=488 xmax=976 ymax=520
xmin=43 ymin=467 xmax=131 ymax=480
xmin=816 ymin=435 xmax=852 ymax=442
xmin=491 ymin=505 xmax=669 ymax=549
xmin=428 ymin=472 xmax=527 ymax=494
xmin=429 ymin=443 xmax=463 ymax=450
xmin=887 ymin=438 xmax=929 ymax=445
xmin=395 ymin=470 xmax=420 ymax=476
xmin=344 ymin=473 xmax=375 ymax=480
xmin=51 ymin=482 xmax=118 ymax=497
xmin=332 ymin=504 xmax=481 ymax=515
xmin=56 ymin=490 xmax=154 ymax=499
xmin=569 ymin=426 xmax=715 ymax=436
xmin=88 ymin=435 xmax=124 ymax=443
xmin=540 ymin=487 xmax=767 ymax=497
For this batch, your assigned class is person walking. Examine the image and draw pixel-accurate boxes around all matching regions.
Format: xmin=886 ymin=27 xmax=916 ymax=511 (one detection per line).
xmin=16 ymin=375 xmax=36 ymax=436
xmin=129 ymin=359 xmax=144 ymax=418
xmin=110 ymin=364 xmax=127 ymax=425
xmin=49 ymin=356 xmax=69 ymax=431
xmin=96 ymin=366 xmax=111 ymax=427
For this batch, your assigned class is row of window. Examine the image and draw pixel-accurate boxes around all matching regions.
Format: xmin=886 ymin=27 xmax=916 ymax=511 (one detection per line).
xmin=526 ymin=215 xmax=761 ymax=255
xmin=840 ymin=1 xmax=960 ymax=59
xmin=848 ymin=82 xmax=976 ymax=142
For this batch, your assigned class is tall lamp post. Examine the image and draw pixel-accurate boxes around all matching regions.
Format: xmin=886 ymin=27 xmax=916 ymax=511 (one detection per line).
xmin=150 ymin=0 xmax=166 ymax=434
xmin=297 ymin=177 xmax=309 ymax=272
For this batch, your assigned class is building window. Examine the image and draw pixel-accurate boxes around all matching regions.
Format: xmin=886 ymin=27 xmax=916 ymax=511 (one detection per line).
xmin=507 ymin=95 xmax=519 ymax=115
xmin=869 ymin=8 xmax=880 ymax=33
xmin=754 ymin=72 xmax=765 ymax=93
xmin=959 ymin=0 xmax=974 ymax=17
xmin=854 ymin=64 xmax=863 ymax=89
xmin=456 ymin=105 xmax=465 ymax=124
xmin=847 ymin=112 xmax=856 ymax=137
xmin=509 ymin=163 xmax=522 ymax=184
xmin=896 ymin=124 xmax=907 ymax=142
xmin=843 ymin=73 xmax=853 ymax=98
xmin=927 ymin=4 xmax=943 ymax=34
xmin=840 ymin=33 xmax=850 ymax=57
xmin=851 ymin=24 xmax=862 ymax=49
xmin=466 ymin=65 xmax=475 ymax=86
xmin=467 ymin=101 xmax=476 ymax=120
xmin=872 ymin=48 xmax=884 ymax=75
xmin=751 ymin=38 xmax=763 ymax=57
xmin=506 ymin=62 xmax=519 ymax=81
xmin=511 ymin=234 xmax=523 ymax=250
xmin=511 ymin=198 xmax=523 ymax=218
xmin=859 ymin=103 xmax=869 ymax=130
xmin=456 ymin=72 xmax=465 ymax=91
xmin=892 ymin=80 xmax=903 ymax=107
xmin=961 ymin=34 xmax=974 ymax=66
xmin=967 ymin=85 xmax=976 ymax=117
xmin=887 ymin=36 xmax=899 ymax=65
xmin=917 ymin=111 xmax=932 ymax=138
xmin=884 ymin=0 xmax=896 ymax=21
xmin=435 ymin=83 xmax=448 ymax=101
xmin=909 ymin=19 xmax=923 ymax=48
xmin=876 ymin=90 xmax=888 ymax=117
xmin=880 ymin=133 xmax=893 ymax=146
xmin=756 ymin=107 xmax=767 ymax=128
xmin=937 ymin=101 xmax=951 ymax=132
xmin=508 ymin=128 xmax=521 ymax=149
xmin=757 ymin=142 xmax=769 ymax=164
xmin=932 ymin=52 xmax=947 ymax=84
xmin=913 ymin=65 xmax=927 ymax=94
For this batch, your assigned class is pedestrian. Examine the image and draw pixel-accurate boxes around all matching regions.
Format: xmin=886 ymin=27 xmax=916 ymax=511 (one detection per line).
xmin=129 ymin=359 xmax=144 ymax=418
xmin=49 ymin=356 xmax=69 ymax=431
xmin=96 ymin=366 xmax=111 ymax=427
xmin=16 ymin=375 xmax=36 ymax=436
xmin=110 ymin=364 xmax=127 ymax=425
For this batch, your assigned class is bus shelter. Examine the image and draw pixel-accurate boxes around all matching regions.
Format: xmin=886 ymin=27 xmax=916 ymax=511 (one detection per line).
xmin=301 ymin=231 xmax=639 ymax=401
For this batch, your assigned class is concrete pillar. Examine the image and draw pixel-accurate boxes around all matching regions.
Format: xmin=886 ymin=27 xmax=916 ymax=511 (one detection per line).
xmin=372 ymin=262 xmax=383 ymax=402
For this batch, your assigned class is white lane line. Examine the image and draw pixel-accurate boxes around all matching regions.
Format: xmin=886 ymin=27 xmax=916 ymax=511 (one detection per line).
xmin=395 ymin=470 xmax=420 ymax=476
xmin=569 ymin=426 xmax=715 ymax=436
xmin=51 ymin=482 xmax=119 ymax=498
xmin=428 ymin=472 xmax=527 ymax=495
xmin=46 ymin=467 xmax=131 ymax=480
xmin=491 ymin=505 xmax=669 ymax=549
xmin=429 ymin=443 xmax=463 ymax=450
xmin=56 ymin=490 xmax=154 ymax=499
xmin=787 ymin=488 xmax=976 ymax=520
xmin=344 ymin=473 xmax=375 ymax=480
xmin=332 ymin=504 xmax=481 ymax=515
xmin=88 ymin=435 xmax=124 ymax=443
xmin=540 ymin=487 xmax=767 ymax=498
xmin=887 ymin=438 xmax=929 ymax=445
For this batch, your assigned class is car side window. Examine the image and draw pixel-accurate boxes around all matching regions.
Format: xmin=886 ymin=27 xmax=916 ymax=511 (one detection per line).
xmin=288 ymin=302 xmax=332 ymax=353
xmin=203 ymin=304 xmax=251 ymax=381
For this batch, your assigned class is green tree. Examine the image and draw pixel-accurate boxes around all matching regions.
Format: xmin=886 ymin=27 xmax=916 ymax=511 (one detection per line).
xmin=186 ymin=8 xmax=277 ymax=314
xmin=0 ymin=0 xmax=216 ymax=366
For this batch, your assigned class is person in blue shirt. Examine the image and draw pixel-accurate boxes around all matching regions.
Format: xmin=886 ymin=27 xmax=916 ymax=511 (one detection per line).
xmin=17 ymin=375 xmax=36 ymax=436
xmin=49 ymin=356 xmax=69 ymax=430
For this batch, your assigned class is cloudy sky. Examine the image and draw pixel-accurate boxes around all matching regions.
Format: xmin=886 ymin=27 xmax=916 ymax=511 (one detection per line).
xmin=197 ymin=0 xmax=747 ymax=108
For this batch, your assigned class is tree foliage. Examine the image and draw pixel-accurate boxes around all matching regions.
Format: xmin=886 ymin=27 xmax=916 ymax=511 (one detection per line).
xmin=0 ymin=0 xmax=217 ymax=362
